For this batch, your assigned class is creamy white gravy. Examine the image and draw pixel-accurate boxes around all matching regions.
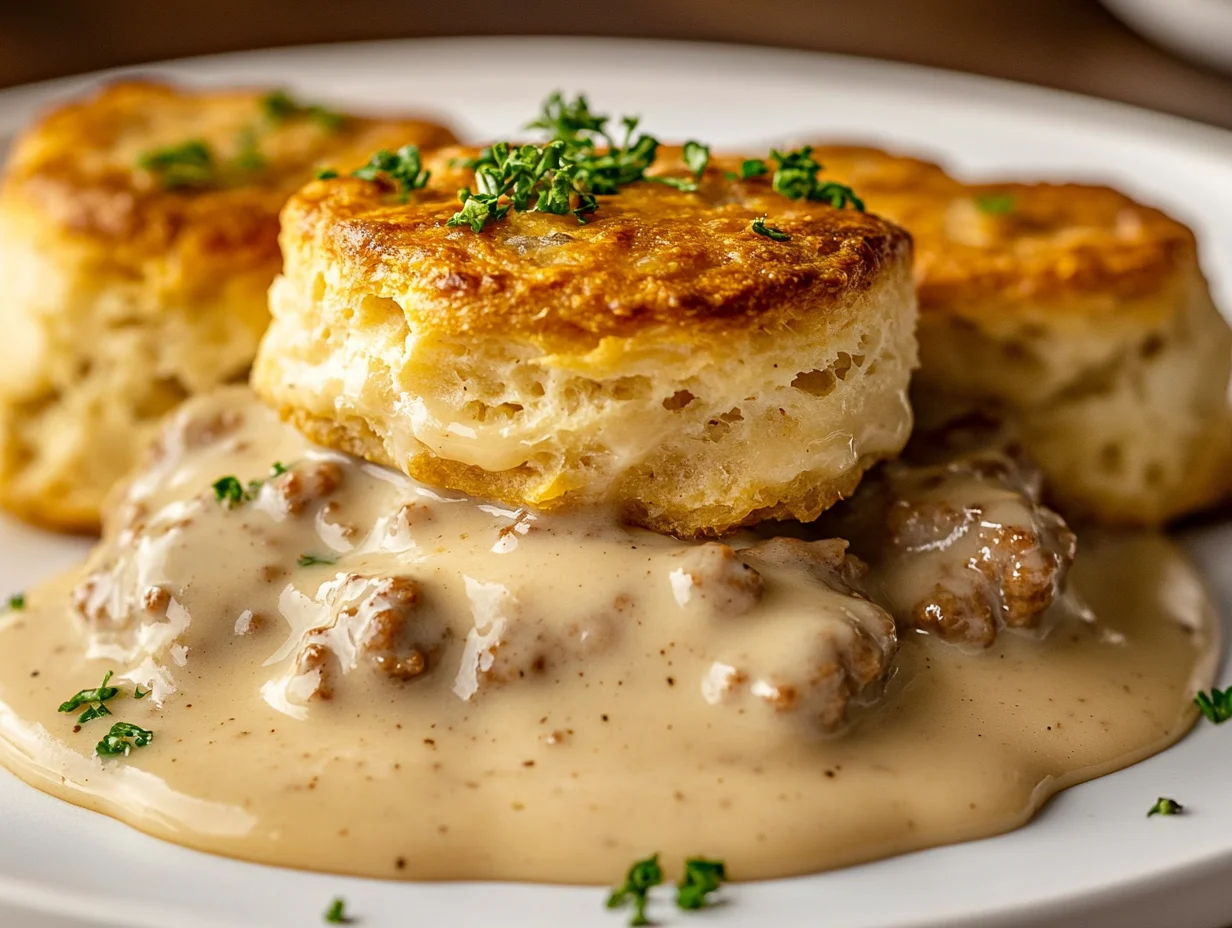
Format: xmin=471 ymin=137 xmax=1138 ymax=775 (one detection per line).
xmin=0 ymin=388 xmax=1218 ymax=883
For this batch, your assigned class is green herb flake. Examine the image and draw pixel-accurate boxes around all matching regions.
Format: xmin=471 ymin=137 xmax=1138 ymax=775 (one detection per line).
xmin=212 ymin=475 xmax=245 ymax=507
xmin=353 ymin=146 xmax=431 ymax=200
xmin=271 ymin=461 xmax=289 ymax=476
xmin=234 ymin=127 xmax=266 ymax=173
xmin=752 ymin=216 xmax=790 ymax=242
xmin=316 ymin=168 xmax=339 ymax=180
xmin=134 ymin=685 xmax=149 ymax=700
xmin=213 ymin=468 xmax=278 ymax=508
xmin=682 ymin=140 xmax=710 ymax=179
xmin=1195 ymin=686 xmax=1232 ymax=724
xmin=449 ymin=93 xmax=683 ymax=233
xmin=323 ymin=897 xmax=352 ymax=924
xmin=137 ymin=140 xmax=216 ymax=190
xmin=261 ymin=90 xmax=300 ymax=124
xmin=307 ymin=107 xmax=346 ymax=133
xmin=648 ymin=175 xmax=698 ymax=193
xmin=607 ymin=853 xmax=662 ymax=927
xmin=58 ymin=670 xmax=119 ymax=715
xmin=6 ymin=592 xmax=25 ymax=611
xmin=298 ymin=554 xmax=338 ymax=568
xmin=1147 ymin=797 xmax=1184 ymax=817
xmin=739 ymin=158 xmax=769 ymax=179
xmin=448 ymin=191 xmax=495 ymax=233
xmin=727 ymin=158 xmax=770 ymax=181
xmin=676 ymin=857 xmax=726 ymax=911
xmin=95 ymin=721 xmax=153 ymax=757
xmin=76 ymin=703 xmax=112 ymax=724
xmin=260 ymin=90 xmax=345 ymax=133
xmin=745 ymin=146 xmax=865 ymax=211
xmin=524 ymin=91 xmax=609 ymax=144
xmin=813 ymin=181 xmax=865 ymax=211
xmin=975 ymin=192 xmax=1016 ymax=215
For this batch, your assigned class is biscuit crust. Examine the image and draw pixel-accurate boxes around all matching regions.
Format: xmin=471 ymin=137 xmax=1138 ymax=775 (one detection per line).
xmin=2 ymin=80 xmax=457 ymax=288
xmin=0 ymin=80 xmax=457 ymax=531
xmin=256 ymin=146 xmax=918 ymax=536
xmin=278 ymin=145 xmax=911 ymax=349
xmin=810 ymin=144 xmax=1232 ymax=525
xmin=810 ymin=145 xmax=1197 ymax=311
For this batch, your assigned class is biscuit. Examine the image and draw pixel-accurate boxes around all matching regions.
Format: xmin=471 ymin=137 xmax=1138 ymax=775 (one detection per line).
xmin=812 ymin=144 xmax=1232 ymax=525
xmin=253 ymin=145 xmax=918 ymax=537
xmin=0 ymin=80 xmax=456 ymax=531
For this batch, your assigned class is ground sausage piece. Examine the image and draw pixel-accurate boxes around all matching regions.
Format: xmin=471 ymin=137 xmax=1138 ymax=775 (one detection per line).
xmin=669 ymin=542 xmax=764 ymax=615
xmin=741 ymin=536 xmax=874 ymax=598
xmin=180 ymin=408 xmax=243 ymax=450
xmin=269 ymin=461 xmax=344 ymax=516
xmin=70 ymin=572 xmax=112 ymax=626
xmin=699 ymin=537 xmax=898 ymax=734
xmin=294 ymin=643 xmax=334 ymax=700
xmin=290 ymin=574 xmax=444 ymax=699
xmin=353 ymin=576 xmax=431 ymax=679
xmin=474 ymin=611 xmax=617 ymax=689
xmin=833 ymin=451 xmax=1077 ymax=648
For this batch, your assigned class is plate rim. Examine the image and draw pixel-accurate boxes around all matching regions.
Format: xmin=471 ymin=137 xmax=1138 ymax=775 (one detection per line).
xmin=1 ymin=34 xmax=1231 ymax=151
xmin=1 ymin=34 xmax=1231 ymax=928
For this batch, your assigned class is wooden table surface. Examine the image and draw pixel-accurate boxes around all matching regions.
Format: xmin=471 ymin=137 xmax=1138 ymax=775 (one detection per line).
xmin=1 ymin=0 xmax=1230 ymax=129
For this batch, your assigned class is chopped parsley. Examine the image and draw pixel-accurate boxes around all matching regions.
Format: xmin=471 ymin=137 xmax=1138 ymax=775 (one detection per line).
xmin=298 ymin=554 xmax=338 ymax=568
xmin=134 ymin=685 xmax=150 ymax=700
xmin=260 ymin=90 xmax=346 ymax=132
xmin=234 ymin=127 xmax=266 ymax=173
xmin=95 ymin=721 xmax=154 ymax=757
xmin=213 ymin=463 xmax=285 ymax=508
xmin=6 ymin=592 xmax=24 ymax=611
xmin=752 ymin=216 xmax=789 ymax=242
xmin=212 ymin=475 xmax=246 ymax=507
xmin=316 ymin=168 xmax=339 ymax=180
xmin=76 ymin=703 xmax=112 ymax=724
xmin=446 ymin=94 xmax=670 ymax=232
xmin=735 ymin=146 xmax=865 ymax=210
xmin=323 ymin=897 xmax=352 ymax=923
xmin=448 ymin=140 xmax=580 ymax=230
xmin=607 ymin=853 xmax=662 ymax=927
xmin=1195 ymin=686 xmax=1232 ymax=724
xmin=676 ymin=857 xmax=726 ymax=910
xmin=770 ymin=146 xmax=863 ymax=209
xmin=353 ymin=145 xmax=432 ymax=201
xmin=138 ymin=92 xmax=343 ymax=191
xmin=525 ymin=91 xmax=608 ymax=143
xmin=137 ymin=140 xmax=216 ymax=189
xmin=427 ymin=94 xmax=860 ymax=232
xmin=58 ymin=670 xmax=120 ymax=724
xmin=528 ymin=97 xmax=662 ymax=196
xmin=448 ymin=140 xmax=586 ymax=231
xmin=975 ymin=192 xmax=1016 ymax=215
xmin=1147 ymin=797 xmax=1184 ymax=817
xmin=726 ymin=158 xmax=769 ymax=181
xmin=682 ymin=140 xmax=710 ymax=179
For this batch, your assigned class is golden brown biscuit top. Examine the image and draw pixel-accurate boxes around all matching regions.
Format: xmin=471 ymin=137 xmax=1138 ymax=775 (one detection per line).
xmin=905 ymin=182 xmax=1197 ymax=310
xmin=281 ymin=144 xmax=912 ymax=346
xmin=0 ymin=81 xmax=457 ymax=259
xmin=805 ymin=144 xmax=960 ymax=196
xmin=809 ymin=144 xmax=1197 ymax=311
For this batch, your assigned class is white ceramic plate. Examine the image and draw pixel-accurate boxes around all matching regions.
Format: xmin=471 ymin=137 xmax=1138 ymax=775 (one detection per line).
xmin=1102 ymin=0 xmax=1232 ymax=75
xmin=1 ymin=36 xmax=1232 ymax=928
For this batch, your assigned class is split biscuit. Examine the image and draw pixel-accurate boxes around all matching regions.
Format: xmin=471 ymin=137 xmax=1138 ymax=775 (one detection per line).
xmin=253 ymin=145 xmax=918 ymax=537
xmin=0 ymin=80 xmax=457 ymax=531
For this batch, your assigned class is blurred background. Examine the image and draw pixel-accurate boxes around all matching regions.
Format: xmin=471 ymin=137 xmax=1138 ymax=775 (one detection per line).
xmin=1 ymin=0 xmax=1231 ymax=128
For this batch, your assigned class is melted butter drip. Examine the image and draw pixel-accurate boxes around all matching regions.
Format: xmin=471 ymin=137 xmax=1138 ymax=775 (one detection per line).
xmin=0 ymin=389 xmax=1218 ymax=883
